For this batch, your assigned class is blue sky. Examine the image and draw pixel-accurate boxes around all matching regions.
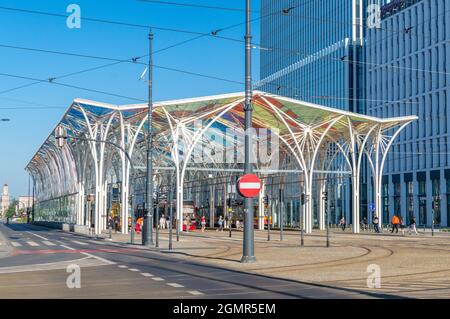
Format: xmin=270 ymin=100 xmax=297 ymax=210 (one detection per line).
xmin=0 ymin=0 xmax=261 ymax=197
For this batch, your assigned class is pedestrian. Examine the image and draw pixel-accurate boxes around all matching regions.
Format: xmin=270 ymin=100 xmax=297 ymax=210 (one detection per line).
xmin=159 ymin=214 xmax=166 ymax=230
xmin=135 ymin=217 xmax=142 ymax=234
xmin=409 ymin=217 xmax=418 ymax=235
xmin=399 ymin=216 xmax=406 ymax=236
xmin=362 ymin=217 xmax=368 ymax=231
xmin=217 ymin=216 xmax=224 ymax=232
xmin=114 ymin=215 xmax=119 ymax=233
xmin=201 ymin=215 xmax=206 ymax=232
xmin=184 ymin=216 xmax=190 ymax=232
xmin=236 ymin=219 xmax=240 ymax=230
xmin=373 ymin=216 xmax=380 ymax=233
xmin=108 ymin=217 xmax=114 ymax=233
xmin=166 ymin=216 xmax=170 ymax=230
xmin=339 ymin=216 xmax=346 ymax=231
xmin=391 ymin=214 xmax=400 ymax=234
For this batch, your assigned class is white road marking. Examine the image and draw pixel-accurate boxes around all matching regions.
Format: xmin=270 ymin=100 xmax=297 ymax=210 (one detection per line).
xmin=11 ymin=242 xmax=22 ymax=247
xmin=70 ymin=240 xmax=88 ymax=246
xmin=60 ymin=244 xmax=115 ymax=265
xmin=26 ymin=231 xmax=48 ymax=241
xmin=151 ymin=277 xmax=164 ymax=281
xmin=167 ymin=283 xmax=184 ymax=288
xmin=42 ymin=241 xmax=56 ymax=246
xmin=128 ymin=268 xmax=140 ymax=272
xmin=188 ymin=290 xmax=204 ymax=296
xmin=118 ymin=265 xmax=128 ymax=269
xmin=141 ymin=273 xmax=153 ymax=277
xmin=27 ymin=241 xmax=39 ymax=247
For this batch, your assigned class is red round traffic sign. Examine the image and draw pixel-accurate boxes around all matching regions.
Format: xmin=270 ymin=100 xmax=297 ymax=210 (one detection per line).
xmin=237 ymin=174 xmax=262 ymax=198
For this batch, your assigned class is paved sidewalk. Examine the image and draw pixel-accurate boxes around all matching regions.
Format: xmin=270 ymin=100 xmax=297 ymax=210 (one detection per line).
xmin=89 ymin=226 xmax=450 ymax=298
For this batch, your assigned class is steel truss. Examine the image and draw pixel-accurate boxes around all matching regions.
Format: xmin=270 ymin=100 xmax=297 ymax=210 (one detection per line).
xmin=26 ymin=92 xmax=416 ymax=234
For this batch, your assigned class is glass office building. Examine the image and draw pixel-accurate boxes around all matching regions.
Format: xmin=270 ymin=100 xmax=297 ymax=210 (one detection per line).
xmin=365 ymin=0 xmax=450 ymax=227
xmin=259 ymin=0 xmax=365 ymax=113
xmin=259 ymin=0 xmax=367 ymax=226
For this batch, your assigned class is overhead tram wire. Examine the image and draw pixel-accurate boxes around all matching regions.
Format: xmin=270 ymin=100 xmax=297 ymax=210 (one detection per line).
xmin=0 ymin=0 xmax=450 ymax=75
xmin=0 ymin=72 xmax=146 ymax=102
xmin=136 ymin=0 xmax=256 ymax=12
xmin=0 ymin=10 xmax=269 ymax=97
xmin=137 ymin=0 xmax=449 ymax=44
xmin=2 ymin=33 xmax=450 ymax=91
xmin=0 ymin=66 xmax=415 ymax=110
xmin=0 ymin=5 xmax=243 ymax=45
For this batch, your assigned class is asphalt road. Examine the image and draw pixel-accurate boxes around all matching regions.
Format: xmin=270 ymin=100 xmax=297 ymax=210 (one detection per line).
xmin=0 ymin=221 xmax=393 ymax=299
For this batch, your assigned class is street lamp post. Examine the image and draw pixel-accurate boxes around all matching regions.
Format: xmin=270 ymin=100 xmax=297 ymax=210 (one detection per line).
xmin=143 ymin=30 xmax=155 ymax=247
xmin=241 ymin=0 xmax=256 ymax=264
xmin=323 ymin=191 xmax=330 ymax=248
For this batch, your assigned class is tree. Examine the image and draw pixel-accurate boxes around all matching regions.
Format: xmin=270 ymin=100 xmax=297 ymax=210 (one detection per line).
xmin=5 ymin=200 xmax=18 ymax=219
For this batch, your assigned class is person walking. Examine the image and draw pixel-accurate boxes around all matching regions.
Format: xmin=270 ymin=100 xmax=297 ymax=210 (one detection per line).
xmin=217 ymin=216 xmax=224 ymax=232
xmin=409 ymin=217 xmax=418 ymax=235
xmin=135 ymin=217 xmax=142 ymax=234
xmin=113 ymin=215 xmax=119 ymax=233
xmin=391 ymin=214 xmax=400 ymax=234
xmin=373 ymin=215 xmax=380 ymax=233
xmin=159 ymin=214 xmax=166 ymax=230
xmin=361 ymin=217 xmax=368 ymax=231
xmin=399 ymin=216 xmax=406 ymax=236
xmin=166 ymin=216 xmax=170 ymax=230
xmin=339 ymin=216 xmax=346 ymax=231
xmin=201 ymin=215 xmax=206 ymax=232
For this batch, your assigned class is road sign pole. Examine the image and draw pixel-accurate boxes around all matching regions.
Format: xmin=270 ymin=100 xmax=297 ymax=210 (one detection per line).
xmin=241 ymin=0 xmax=256 ymax=264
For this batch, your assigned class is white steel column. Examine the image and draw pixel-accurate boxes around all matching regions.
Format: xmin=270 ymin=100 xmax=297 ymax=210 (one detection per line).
xmin=209 ymin=184 xmax=215 ymax=228
xmin=318 ymin=178 xmax=326 ymax=230
xmin=258 ymin=180 xmax=265 ymax=230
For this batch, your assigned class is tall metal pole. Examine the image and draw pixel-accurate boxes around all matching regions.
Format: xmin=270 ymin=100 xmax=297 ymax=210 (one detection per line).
xmin=143 ymin=30 xmax=154 ymax=247
xmin=279 ymin=187 xmax=284 ymax=241
xmin=155 ymin=190 xmax=159 ymax=247
xmin=326 ymin=198 xmax=330 ymax=248
xmin=241 ymin=0 xmax=256 ymax=264
xmin=169 ymin=178 xmax=173 ymax=251
xmin=31 ymin=178 xmax=35 ymax=222
xmin=27 ymin=174 xmax=31 ymax=223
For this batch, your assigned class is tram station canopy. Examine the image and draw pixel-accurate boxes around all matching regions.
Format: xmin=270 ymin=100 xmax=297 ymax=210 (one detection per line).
xmin=26 ymin=91 xmax=417 ymax=235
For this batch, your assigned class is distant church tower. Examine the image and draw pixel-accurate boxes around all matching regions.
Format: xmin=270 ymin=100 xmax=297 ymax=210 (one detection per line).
xmin=1 ymin=184 xmax=9 ymax=217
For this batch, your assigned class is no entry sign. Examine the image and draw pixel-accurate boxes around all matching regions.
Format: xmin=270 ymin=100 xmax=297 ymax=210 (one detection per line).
xmin=237 ymin=174 xmax=262 ymax=198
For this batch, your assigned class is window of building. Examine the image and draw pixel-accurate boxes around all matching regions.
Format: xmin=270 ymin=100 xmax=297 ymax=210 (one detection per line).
xmin=394 ymin=181 xmax=401 ymax=216
xmin=418 ymin=180 xmax=427 ymax=225
xmin=407 ymin=181 xmax=414 ymax=224
xmin=432 ymin=178 xmax=441 ymax=225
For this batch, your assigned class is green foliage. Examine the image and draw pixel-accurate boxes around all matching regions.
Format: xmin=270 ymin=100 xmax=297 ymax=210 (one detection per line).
xmin=4 ymin=200 xmax=18 ymax=219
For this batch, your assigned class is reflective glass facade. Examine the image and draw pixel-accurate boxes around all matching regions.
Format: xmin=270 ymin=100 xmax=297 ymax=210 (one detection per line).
xmin=366 ymin=0 xmax=450 ymax=226
xmin=259 ymin=0 xmax=365 ymax=113
xmin=259 ymin=0 xmax=366 ymax=226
